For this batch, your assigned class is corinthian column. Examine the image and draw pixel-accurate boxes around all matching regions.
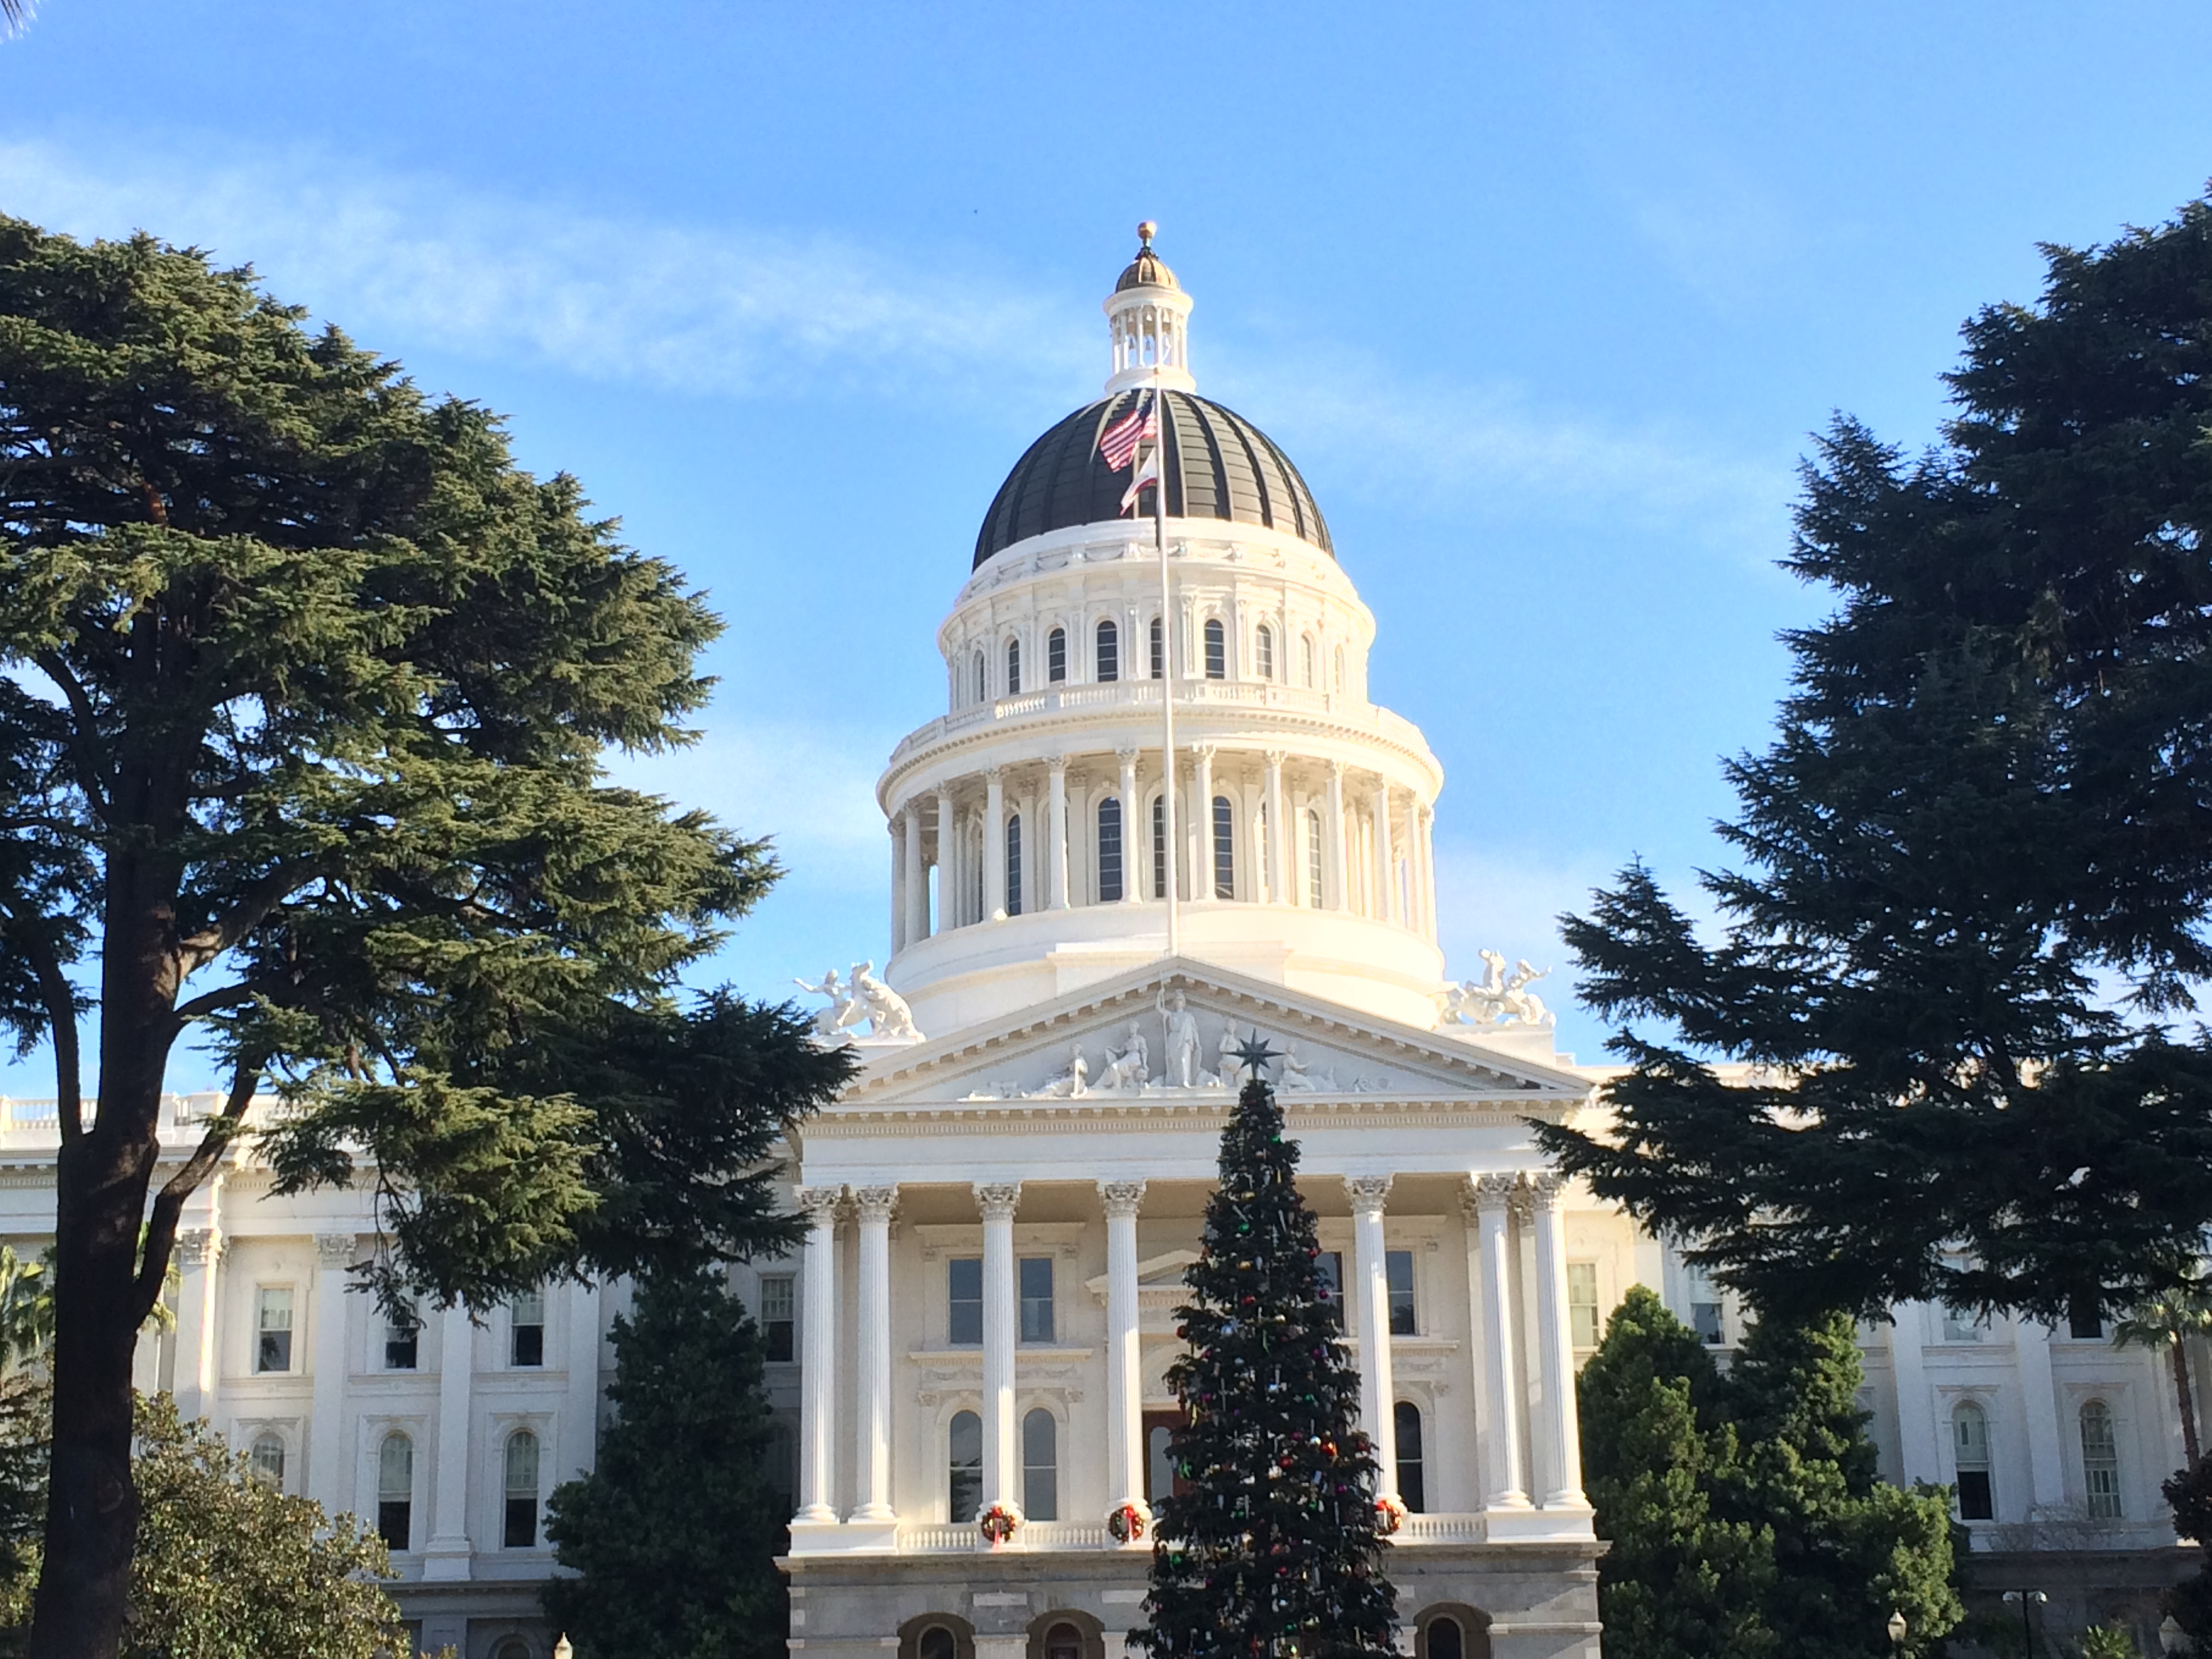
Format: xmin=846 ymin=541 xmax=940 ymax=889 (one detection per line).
xmin=1100 ymin=1181 xmax=1148 ymax=1521
xmin=1526 ymin=1174 xmax=1586 ymax=1507
xmin=1192 ymin=745 xmax=1216 ymax=899
xmin=1117 ymin=750 xmax=1140 ymax=903
xmin=975 ymin=1183 xmax=1023 ymax=1517
xmin=936 ymin=786 xmax=957 ymax=932
xmin=794 ymin=1187 xmax=842 ymax=1525
xmin=1370 ymin=780 xmax=1395 ymax=925
xmin=1344 ymin=1175 xmax=1399 ymax=1495
xmin=171 ymin=1225 xmax=223 ymax=1425
xmin=1325 ymin=760 xmax=1348 ymax=911
xmin=903 ymin=802 xmax=928 ymax=943
xmin=984 ymin=768 xmax=1007 ymax=920
xmin=307 ymin=1233 xmax=355 ymax=1512
xmin=1047 ymin=758 xmax=1069 ymax=910
xmin=889 ymin=819 xmax=907 ymax=954
xmin=851 ymin=1186 xmax=899 ymax=1523
xmin=1465 ymin=1174 xmax=1530 ymax=1509
xmin=1263 ymin=750 xmax=1287 ymax=903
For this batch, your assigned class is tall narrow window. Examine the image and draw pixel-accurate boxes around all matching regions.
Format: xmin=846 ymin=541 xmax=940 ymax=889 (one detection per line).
xmin=1006 ymin=638 xmax=1021 ymax=696
xmin=1256 ymin=624 xmax=1274 ymax=680
xmin=503 ymin=1429 xmax=540 ymax=1547
xmin=249 ymin=1433 xmax=286 ymax=1492
xmin=1048 ymin=627 xmax=1067 ymax=682
xmin=760 ymin=1275 xmax=796 ymax=1362
xmin=2081 ymin=1401 xmax=2123 ymax=1518
xmin=1022 ymin=1408 xmax=1059 ymax=1521
xmin=1149 ymin=616 xmax=1164 ymax=678
xmin=1212 ymin=796 xmax=1234 ymax=899
xmin=377 ymin=1432 xmax=413 ymax=1551
xmin=1952 ymin=1401 xmax=1994 ymax=1520
xmin=1301 ymin=634 xmax=1316 ymax=688
xmin=1019 ymin=1256 xmax=1054 ymax=1343
xmin=1315 ymin=1252 xmax=1344 ymax=1329
xmin=1393 ymin=1401 xmax=1426 ymax=1513
xmin=1096 ymin=619 xmax=1119 ymax=682
xmin=948 ymin=1410 xmax=983 ymax=1522
xmin=1334 ymin=645 xmax=1345 ymax=690
xmin=1425 ymin=1618 xmax=1465 ymax=1659
xmin=974 ymin=650 xmax=987 ymax=704
xmin=1386 ymin=1250 xmax=1417 ymax=1335
xmin=948 ymin=1258 xmax=983 ymax=1345
xmin=255 ymin=1287 xmax=293 ymax=1374
xmin=1305 ymin=808 xmax=1324 ymax=907
xmin=1005 ymin=814 xmax=1023 ymax=917
xmin=1152 ymin=797 xmax=1167 ymax=899
xmin=510 ymin=1290 xmax=545 ymax=1367
xmin=1204 ymin=618 xmax=1226 ymax=679
xmin=2068 ymin=1292 xmax=2106 ymax=1341
xmin=1098 ymin=798 xmax=1124 ymax=903
xmin=1567 ymin=1262 xmax=1601 ymax=1350
xmin=384 ymin=1303 xmax=419 ymax=1371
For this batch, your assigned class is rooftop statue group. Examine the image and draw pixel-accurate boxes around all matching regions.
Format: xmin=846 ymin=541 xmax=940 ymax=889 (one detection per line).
xmin=794 ymin=962 xmax=924 ymax=1044
xmin=1435 ymin=948 xmax=1554 ymax=1029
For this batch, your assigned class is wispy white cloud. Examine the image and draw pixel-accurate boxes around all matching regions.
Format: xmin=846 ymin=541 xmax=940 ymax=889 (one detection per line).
xmin=0 ymin=138 xmax=1094 ymax=403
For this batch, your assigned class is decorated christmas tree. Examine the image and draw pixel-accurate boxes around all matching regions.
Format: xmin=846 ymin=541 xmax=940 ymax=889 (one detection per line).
xmin=1134 ymin=1040 xmax=1399 ymax=1659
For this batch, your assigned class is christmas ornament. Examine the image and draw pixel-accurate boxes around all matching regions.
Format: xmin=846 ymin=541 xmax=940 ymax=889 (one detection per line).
xmin=978 ymin=1502 xmax=1021 ymax=1544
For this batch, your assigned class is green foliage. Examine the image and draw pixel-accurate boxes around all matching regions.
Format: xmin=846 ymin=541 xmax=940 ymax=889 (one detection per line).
xmin=1580 ymin=1288 xmax=1961 ymax=1659
xmin=543 ymin=1269 xmax=790 ymax=1659
xmin=1134 ymin=1073 xmax=1397 ymax=1659
xmin=2079 ymin=1625 xmax=2139 ymax=1659
xmin=2162 ymin=1459 xmax=2212 ymax=1638
xmin=1537 ymin=191 xmax=2212 ymax=1324
xmin=0 ymin=1393 xmax=405 ymax=1658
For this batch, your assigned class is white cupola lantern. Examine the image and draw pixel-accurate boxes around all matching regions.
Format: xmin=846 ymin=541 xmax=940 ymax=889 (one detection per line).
xmin=1103 ymin=221 xmax=1196 ymax=394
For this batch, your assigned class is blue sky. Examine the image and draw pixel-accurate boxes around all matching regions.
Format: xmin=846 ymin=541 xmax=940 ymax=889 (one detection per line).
xmin=3 ymin=2 xmax=2210 ymax=1088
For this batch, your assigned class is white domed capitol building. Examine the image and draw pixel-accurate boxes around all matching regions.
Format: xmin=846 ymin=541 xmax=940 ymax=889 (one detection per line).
xmin=1 ymin=232 xmax=2197 ymax=1658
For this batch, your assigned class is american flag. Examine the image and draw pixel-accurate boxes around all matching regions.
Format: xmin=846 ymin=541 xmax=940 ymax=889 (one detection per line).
xmin=1097 ymin=391 xmax=1157 ymax=471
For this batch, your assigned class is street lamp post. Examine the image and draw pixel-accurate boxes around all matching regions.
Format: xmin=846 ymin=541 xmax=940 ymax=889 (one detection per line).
xmin=2002 ymin=1590 xmax=2049 ymax=1658
xmin=1887 ymin=1611 xmax=1908 ymax=1652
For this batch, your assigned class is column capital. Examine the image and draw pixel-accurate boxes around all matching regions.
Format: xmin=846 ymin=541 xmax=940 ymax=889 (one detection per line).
xmin=794 ymin=1185 xmax=844 ymax=1224
xmin=1047 ymin=754 xmax=1068 ymax=777
xmin=983 ymin=765 xmax=1004 ymax=786
xmin=1098 ymin=1180 xmax=1147 ymax=1219
xmin=174 ymin=1227 xmax=220 ymax=1267
xmin=1523 ymin=1171 xmax=1565 ymax=1213
xmin=1263 ymin=748 xmax=1288 ymax=769
xmin=903 ymin=799 xmax=923 ymax=823
xmin=1464 ymin=1172 xmax=1519 ymax=1214
xmin=1115 ymin=747 xmax=1139 ymax=766
xmin=315 ymin=1232 xmax=357 ymax=1266
xmin=851 ymin=1185 xmax=899 ymax=1224
xmin=1191 ymin=742 xmax=1217 ymax=762
xmin=973 ymin=1182 xmax=1022 ymax=1221
xmin=1327 ymin=758 xmax=1347 ymax=779
xmin=1343 ymin=1174 xmax=1393 ymax=1214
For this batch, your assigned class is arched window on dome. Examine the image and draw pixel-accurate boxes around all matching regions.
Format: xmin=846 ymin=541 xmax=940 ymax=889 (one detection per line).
xmin=1306 ymin=808 xmax=1324 ymax=907
xmin=1096 ymin=619 xmax=1119 ymax=683
xmin=1301 ymin=633 xmax=1315 ymax=688
xmin=1022 ymin=1407 xmax=1059 ymax=1521
xmin=1203 ymin=618 xmax=1226 ymax=680
xmin=1255 ymin=624 xmax=1274 ymax=681
xmin=1006 ymin=637 xmax=1021 ymax=697
xmin=973 ymin=650 xmax=987 ymax=705
xmin=948 ymin=1410 xmax=983 ymax=1522
xmin=1152 ymin=796 xmax=1168 ymax=899
xmin=1097 ymin=798 xmax=1124 ymax=903
xmin=1212 ymin=796 xmax=1234 ymax=899
xmin=1334 ymin=644 xmax=1346 ymax=692
xmin=1149 ymin=616 xmax=1164 ymax=679
xmin=1952 ymin=1401 xmax=1993 ymax=1520
xmin=1048 ymin=627 xmax=1067 ymax=684
xmin=1004 ymin=814 xmax=1023 ymax=918
xmin=2081 ymin=1399 xmax=2122 ymax=1517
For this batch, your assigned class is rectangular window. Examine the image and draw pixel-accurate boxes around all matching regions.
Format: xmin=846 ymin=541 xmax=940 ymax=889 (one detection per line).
xmin=2068 ymin=1293 xmax=2106 ymax=1342
xmin=255 ymin=1287 xmax=294 ymax=1374
xmin=1098 ymin=798 xmax=1124 ymax=903
xmin=760 ymin=1275 xmax=796 ymax=1363
xmin=384 ymin=1305 xmax=420 ymax=1371
xmin=1940 ymin=1307 xmax=1986 ymax=1344
xmin=510 ymin=1290 xmax=546 ymax=1368
xmin=1097 ymin=621 xmax=1119 ymax=682
xmin=1149 ymin=617 xmax=1164 ymax=680
xmin=1385 ymin=1250 xmax=1417 ymax=1336
xmin=1957 ymin=1468 xmax=1994 ymax=1521
xmin=1019 ymin=1256 xmax=1054 ymax=1343
xmin=1567 ymin=1261 xmax=1601 ymax=1350
xmin=1048 ymin=628 xmax=1067 ymax=683
xmin=1315 ymin=1251 xmax=1344 ymax=1329
xmin=1212 ymin=796 xmax=1234 ymax=899
xmin=1692 ymin=1302 xmax=1725 ymax=1346
xmin=1152 ymin=797 xmax=1167 ymax=900
xmin=948 ymin=1258 xmax=983 ymax=1346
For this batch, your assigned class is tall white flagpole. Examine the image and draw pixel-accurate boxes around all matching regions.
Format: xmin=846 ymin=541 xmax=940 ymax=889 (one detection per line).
xmin=1153 ymin=367 xmax=1179 ymax=959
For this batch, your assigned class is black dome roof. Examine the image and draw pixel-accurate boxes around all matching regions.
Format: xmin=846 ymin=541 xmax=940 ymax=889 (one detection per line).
xmin=973 ymin=390 xmax=1334 ymax=568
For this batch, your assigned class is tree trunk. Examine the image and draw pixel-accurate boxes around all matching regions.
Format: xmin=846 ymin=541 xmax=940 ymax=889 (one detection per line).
xmin=2175 ymin=1334 xmax=2201 ymax=1470
xmin=29 ymin=868 xmax=179 ymax=1659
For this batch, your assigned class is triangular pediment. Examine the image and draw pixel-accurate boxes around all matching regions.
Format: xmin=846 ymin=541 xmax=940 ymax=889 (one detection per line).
xmin=832 ymin=958 xmax=1591 ymax=1118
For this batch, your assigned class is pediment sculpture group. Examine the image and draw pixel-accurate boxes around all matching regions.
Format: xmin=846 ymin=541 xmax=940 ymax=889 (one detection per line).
xmin=793 ymin=962 xmax=924 ymax=1044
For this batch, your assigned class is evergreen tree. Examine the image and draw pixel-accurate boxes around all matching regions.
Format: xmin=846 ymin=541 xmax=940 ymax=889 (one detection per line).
xmin=0 ymin=215 xmax=851 ymax=1658
xmin=1536 ymin=191 xmax=2212 ymax=1326
xmin=1134 ymin=1063 xmax=1396 ymax=1659
xmin=1579 ymin=1288 xmax=1961 ymax=1659
xmin=543 ymin=1270 xmax=789 ymax=1659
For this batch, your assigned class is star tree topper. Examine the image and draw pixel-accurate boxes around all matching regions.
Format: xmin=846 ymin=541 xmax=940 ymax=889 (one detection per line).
xmin=1229 ymin=1029 xmax=1279 ymax=1081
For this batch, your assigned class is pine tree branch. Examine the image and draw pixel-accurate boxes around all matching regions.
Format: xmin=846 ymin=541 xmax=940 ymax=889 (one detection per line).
xmin=31 ymin=651 xmax=110 ymax=821
xmin=136 ymin=1056 xmax=261 ymax=1325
